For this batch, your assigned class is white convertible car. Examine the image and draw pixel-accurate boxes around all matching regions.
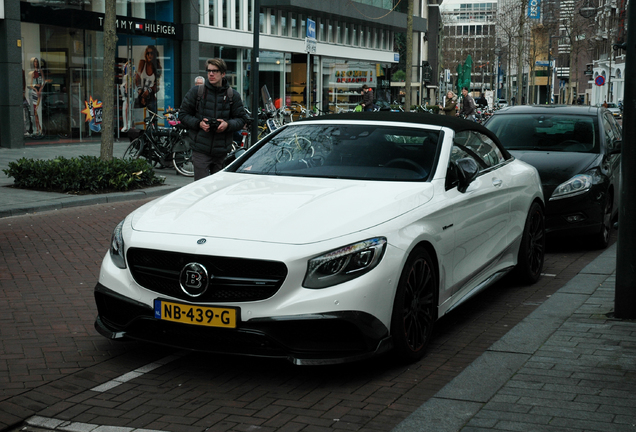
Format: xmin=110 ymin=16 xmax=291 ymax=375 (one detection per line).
xmin=95 ymin=112 xmax=545 ymax=365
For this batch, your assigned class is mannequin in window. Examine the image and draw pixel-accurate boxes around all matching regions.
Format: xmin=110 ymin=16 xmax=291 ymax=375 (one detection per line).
xmin=134 ymin=45 xmax=162 ymax=113
xmin=120 ymin=60 xmax=132 ymax=132
xmin=28 ymin=57 xmax=44 ymax=135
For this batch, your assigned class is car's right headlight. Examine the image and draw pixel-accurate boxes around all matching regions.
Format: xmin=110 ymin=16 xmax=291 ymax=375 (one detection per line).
xmin=109 ymin=219 xmax=126 ymax=269
xmin=550 ymin=174 xmax=593 ymax=201
xmin=304 ymin=237 xmax=387 ymax=289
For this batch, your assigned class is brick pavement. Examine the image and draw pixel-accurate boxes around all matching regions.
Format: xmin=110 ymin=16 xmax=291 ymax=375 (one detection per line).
xmin=1 ymin=198 xmax=624 ymax=432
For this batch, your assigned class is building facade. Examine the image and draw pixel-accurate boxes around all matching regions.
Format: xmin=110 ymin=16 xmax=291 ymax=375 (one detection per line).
xmin=0 ymin=0 xmax=429 ymax=149
xmin=440 ymin=0 xmax=498 ymax=101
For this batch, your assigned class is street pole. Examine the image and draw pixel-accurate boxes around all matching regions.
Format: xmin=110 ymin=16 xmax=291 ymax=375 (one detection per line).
xmin=249 ymin=0 xmax=260 ymax=148
xmin=615 ymin=0 xmax=636 ymax=318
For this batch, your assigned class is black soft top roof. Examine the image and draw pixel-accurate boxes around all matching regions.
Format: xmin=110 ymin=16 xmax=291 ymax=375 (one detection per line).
xmin=298 ymin=111 xmax=508 ymax=157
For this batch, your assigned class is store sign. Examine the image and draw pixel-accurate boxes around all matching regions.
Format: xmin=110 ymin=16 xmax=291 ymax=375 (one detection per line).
xmin=528 ymin=0 xmax=541 ymax=19
xmin=98 ymin=17 xmax=179 ymax=37
xmin=20 ymin=3 xmax=183 ymax=40
xmin=81 ymin=96 xmax=103 ymax=133
xmin=333 ymin=69 xmax=374 ymax=84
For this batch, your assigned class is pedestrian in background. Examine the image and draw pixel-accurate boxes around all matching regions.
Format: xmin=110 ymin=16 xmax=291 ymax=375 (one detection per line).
xmin=179 ymin=58 xmax=247 ymax=180
xmin=194 ymin=76 xmax=205 ymax=86
xmin=361 ymin=84 xmax=374 ymax=111
xmin=438 ymin=91 xmax=457 ymax=116
xmin=459 ymin=87 xmax=476 ymax=121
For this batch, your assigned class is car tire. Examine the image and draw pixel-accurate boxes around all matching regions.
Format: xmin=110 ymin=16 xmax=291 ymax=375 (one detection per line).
xmin=592 ymin=195 xmax=613 ymax=249
xmin=391 ymin=246 xmax=437 ymax=363
xmin=515 ymin=202 xmax=545 ymax=285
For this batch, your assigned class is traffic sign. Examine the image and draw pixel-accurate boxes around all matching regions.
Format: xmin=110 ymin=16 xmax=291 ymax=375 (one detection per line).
xmin=305 ymin=37 xmax=316 ymax=53
xmin=306 ymin=19 xmax=316 ymax=39
xmin=595 ymin=75 xmax=605 ymax=86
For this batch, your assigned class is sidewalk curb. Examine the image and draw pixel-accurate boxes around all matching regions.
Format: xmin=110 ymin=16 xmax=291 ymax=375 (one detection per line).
xmin=0 ymin=185 xmax=180 ymax=219
xmin=392 ymin=243 xmax=619 ymax=432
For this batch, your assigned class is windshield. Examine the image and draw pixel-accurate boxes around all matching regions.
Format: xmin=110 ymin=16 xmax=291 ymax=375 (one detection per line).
xmin=229 ymin=123 xmax=441 ymax=181
xmin=486 ymin=114 xmax=599 ymax=153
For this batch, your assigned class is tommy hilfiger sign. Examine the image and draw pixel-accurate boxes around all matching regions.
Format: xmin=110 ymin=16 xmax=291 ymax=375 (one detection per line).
xmin=21 ymin=2 xmax=183 ymax=40
xmin=98 ymin=17 xmax=179 ymax=37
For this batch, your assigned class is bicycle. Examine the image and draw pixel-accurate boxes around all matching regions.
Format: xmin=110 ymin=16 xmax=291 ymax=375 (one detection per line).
xmin=274 ymin=133 xmax=315 ymax=163
xmin=123 ymin=110 xmax=194 ymax=177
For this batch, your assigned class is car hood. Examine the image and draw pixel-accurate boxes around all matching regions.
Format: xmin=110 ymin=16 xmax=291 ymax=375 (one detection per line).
xmin=510 ymin=151 xmax=599 ymax=186
xmin=131 ymin=173 xmax=435 ymax=244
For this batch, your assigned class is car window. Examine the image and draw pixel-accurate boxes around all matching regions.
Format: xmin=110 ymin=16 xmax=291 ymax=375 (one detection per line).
xmin=451 ymin=130 xmax=506 ymax=170
xmin=602 ymin=113 xmax=620 ymax=151
xmin=230 ymin=124 xmax=441 ymax=181
xmin=486 ymin=114 xmax=599 ymax=153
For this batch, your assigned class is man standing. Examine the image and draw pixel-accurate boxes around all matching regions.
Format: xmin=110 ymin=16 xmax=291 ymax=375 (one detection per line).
xmin=361 ymin=84 xmax=374 ymax=111
xmin=459 ymin=87 xmax=476 ymax=121
xmin=180 ymin=59 xmax=246 ymax=180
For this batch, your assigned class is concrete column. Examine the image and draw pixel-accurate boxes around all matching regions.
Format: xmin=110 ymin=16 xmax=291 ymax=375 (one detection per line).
xmin=180 ymin=1 xmax=200 ymax=100
xmin=0 ymin=0 xmax=25 ymax=148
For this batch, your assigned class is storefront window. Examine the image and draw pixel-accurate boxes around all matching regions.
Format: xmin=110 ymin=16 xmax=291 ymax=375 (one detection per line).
xmin=21 ymin=21 xmax=175 ymax=142
xmin=322 ymin=58 xmax=376 ymax=114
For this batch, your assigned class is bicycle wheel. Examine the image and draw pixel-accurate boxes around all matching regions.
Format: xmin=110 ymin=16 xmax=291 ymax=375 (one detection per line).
xmin=173 ymin=143 xmax=194 ymax=177
xmin=123 ymin=137 xmax=144 ymax=159
xmin=276 ymin=148 xmax=293 ymax=163
xmin=294 ymin=136 xmax=314 ymax=159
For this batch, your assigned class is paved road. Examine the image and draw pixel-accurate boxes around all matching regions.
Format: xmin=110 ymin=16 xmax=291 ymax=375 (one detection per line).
xmin=0 ymin=197 xmax=617 ymax=432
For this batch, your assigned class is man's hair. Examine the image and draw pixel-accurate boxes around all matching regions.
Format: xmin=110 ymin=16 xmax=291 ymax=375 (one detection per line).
xmin=462 ymin=87 xmax=469 ymax=91
xmin=194 ymin=76 xmax=205 ymax=85
xmin=362 ymin=84 xmax=369 ymax=90
xmin=206 ymin=58 xmax=227 ymax=74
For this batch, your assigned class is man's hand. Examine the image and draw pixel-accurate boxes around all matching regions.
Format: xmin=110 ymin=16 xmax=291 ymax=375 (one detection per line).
xmin=200 ymin=118 xmax=210 ymax=132
xmin=216 ymin=119 xmax=228 ymax=132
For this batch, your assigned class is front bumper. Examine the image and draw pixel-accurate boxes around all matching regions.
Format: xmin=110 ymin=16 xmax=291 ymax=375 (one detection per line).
xmin=94 ymin=284 xmax=392 ymax=365
xmin=544 ymin=187 xmax=606 ymax=236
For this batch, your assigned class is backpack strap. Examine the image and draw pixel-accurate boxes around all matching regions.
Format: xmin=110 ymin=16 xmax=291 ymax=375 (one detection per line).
xmin=196 ymin=84 xmax=207 ymax=117
xmin=225 ymin=87 xmax=234 ymax=106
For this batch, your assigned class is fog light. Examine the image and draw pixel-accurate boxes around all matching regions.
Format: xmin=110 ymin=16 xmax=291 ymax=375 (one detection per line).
xmin=565 ymin=213 xmax=586 ymax=223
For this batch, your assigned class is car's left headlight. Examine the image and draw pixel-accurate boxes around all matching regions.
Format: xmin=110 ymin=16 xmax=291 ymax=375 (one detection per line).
xmin=304 ymin=237 xmax=387 ymax=289
xmin=110 ymin=219 xmax=126 ymax=269
xmin=550 ymin=174 xmax=593 ymax=201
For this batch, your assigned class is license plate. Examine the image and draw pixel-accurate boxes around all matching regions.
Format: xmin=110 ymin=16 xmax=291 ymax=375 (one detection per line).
xmin=154 ymin=300 xmax=238 ymax=329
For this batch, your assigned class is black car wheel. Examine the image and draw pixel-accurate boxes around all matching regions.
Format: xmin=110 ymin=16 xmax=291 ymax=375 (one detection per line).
xmin=515 ymin=202 xmax=545 ymax=284
xmin=592 ymin=194 xmax=613 ymax=249
xmin=391 ymin=247 xmax=437 ymax=363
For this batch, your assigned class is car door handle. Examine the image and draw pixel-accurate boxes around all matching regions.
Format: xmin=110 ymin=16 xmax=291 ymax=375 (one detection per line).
xmin=492 ymin=178 xmax=503 ymax=188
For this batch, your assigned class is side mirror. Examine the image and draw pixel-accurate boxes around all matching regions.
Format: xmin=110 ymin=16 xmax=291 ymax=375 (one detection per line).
xmin=456 ymin=157 xmax=480 ymax=193
xmin=609 ymin=139 xmax=622 ymax=155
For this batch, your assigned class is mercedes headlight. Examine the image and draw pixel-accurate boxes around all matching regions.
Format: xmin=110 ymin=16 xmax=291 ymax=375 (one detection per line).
xmin=550 ymin=174 xmax=593 ymax=201
xmin=109 ymin=219 xmax=126 ymax=269
xmin=304 ymin=237 xmax=387 ymax=289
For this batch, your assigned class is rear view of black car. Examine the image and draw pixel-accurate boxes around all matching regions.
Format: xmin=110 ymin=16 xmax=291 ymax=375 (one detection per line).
xmin=485 ymin=105 xmax=621 ymax=248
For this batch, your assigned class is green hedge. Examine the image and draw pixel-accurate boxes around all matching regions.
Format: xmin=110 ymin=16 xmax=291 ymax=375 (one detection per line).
xmin=3 ymin=156 xmax=165 ymax=193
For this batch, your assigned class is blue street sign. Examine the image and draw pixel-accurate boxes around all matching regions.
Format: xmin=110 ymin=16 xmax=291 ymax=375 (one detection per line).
xmin=306 ymin=19 xmax=316 ymax=39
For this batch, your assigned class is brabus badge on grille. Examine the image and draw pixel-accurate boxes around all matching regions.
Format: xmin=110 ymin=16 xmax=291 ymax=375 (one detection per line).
xmin=179 ymin=263 xmax=210 ymax=297
xmin=197 ymin=238 xmax=206 ymax=244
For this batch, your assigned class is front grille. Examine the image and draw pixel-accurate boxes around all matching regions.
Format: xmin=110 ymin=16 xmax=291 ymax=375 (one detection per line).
xmin=127 ymin=248 xmax=288 ymax=303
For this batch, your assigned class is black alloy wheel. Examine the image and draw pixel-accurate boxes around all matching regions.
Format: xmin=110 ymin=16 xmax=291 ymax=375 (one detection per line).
xmin=515 ymin=202 xmax=545 ymax=284
xmin=593 ymin=194 xmax=613 ymax=249
xmin=391 ymin=247 xmax=437 ymax=363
